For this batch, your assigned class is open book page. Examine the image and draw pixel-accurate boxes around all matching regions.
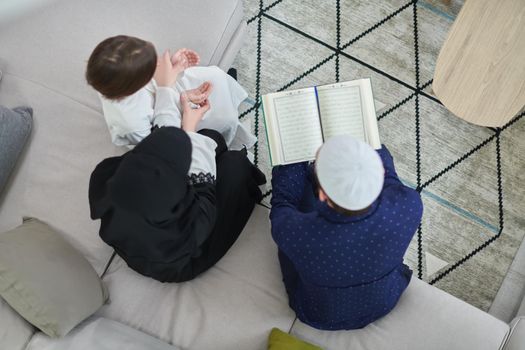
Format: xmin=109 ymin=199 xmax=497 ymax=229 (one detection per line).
xmin=316 ymin=83 xmax=366 ymax=142
xmin=272 ymin=89 xmax=324 ymax=164
xmin=317 ymin=79 xmax=381 ymax=149
xmin=360 ymin=79 xmax=381 ymax=149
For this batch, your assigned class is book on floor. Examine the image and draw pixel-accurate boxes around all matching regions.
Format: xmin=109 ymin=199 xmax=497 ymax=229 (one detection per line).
xmin=261 ymin=78 xmax=381 ymax=166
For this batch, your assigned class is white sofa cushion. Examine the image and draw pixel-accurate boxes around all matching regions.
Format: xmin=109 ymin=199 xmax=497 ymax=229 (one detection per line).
xmin=290 ymin=277 xmax=509 ymax=350
xmin=26 ymin=317 xmax=180 ymax=350
xmin=503 ymin=317 xmax=525 ymax=350
xmin=0 ymin=0 xmax=57 ymax=25
xmin=0 ymin=297 xmax=35 ymax=350
xmin=96 ymin=205 xmax=296 ymax=350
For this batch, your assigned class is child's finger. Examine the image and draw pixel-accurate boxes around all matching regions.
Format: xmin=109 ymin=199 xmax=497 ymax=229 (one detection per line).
xmin=203 ymin=81 xmax=213 ymax=95
xmin=185 ymin=50 xmax=200 ymax=65
xmin=191 ymin=93 xmax=205 ymax=103
xmin=198 ymin=82 xmax=209 ymax=93
xmin=204 ymin=81 xmax=213 ymax=94
xmin=199 ymin=81 xmax=212 ymax=95
xmin=180 ymin=93 xmax=191 ymax=110
xmin=199 ymin=99 xmax=210 ymax=109
xmin=188 ymin=53 xmax=198 ymax=61
xmin=163 ymin=50 xmax=172 ymax=65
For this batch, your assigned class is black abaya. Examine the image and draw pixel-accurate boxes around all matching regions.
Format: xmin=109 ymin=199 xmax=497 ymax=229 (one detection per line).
xmin=89 ymin=127 xmax=265 ymax=282
xmin=184 ymin=129 xmax=265 ymax=278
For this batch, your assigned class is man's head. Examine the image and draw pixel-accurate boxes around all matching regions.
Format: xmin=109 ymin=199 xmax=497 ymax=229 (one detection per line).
xmin=315 ymin=136 xmax=384 ymax=215
xmin=86 ymin=35 xmax=157 ymax=100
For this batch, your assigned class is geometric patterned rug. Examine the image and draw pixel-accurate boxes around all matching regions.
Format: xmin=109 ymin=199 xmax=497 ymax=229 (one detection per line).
xmin=233 ymin=0 xmax=525 ymax=311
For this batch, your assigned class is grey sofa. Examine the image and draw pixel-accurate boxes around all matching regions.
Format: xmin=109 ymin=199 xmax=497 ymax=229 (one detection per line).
xmin=0 ymin=1 xmax=524 ymax=349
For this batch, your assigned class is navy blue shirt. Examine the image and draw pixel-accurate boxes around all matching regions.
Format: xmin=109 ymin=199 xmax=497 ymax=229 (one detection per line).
xmin=270 ymin=146 xmax=423 ymax=330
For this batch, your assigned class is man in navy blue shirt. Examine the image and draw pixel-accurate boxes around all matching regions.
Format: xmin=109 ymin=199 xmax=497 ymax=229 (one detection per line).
xmin=270 ymin=136 xmax=423 ymax=330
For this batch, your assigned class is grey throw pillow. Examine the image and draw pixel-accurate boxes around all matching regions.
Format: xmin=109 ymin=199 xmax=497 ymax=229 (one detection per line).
xmin=0 ymin=105 xmax=32 ymax=195
xmin=0 ymin=218 xmax=108 ymax=338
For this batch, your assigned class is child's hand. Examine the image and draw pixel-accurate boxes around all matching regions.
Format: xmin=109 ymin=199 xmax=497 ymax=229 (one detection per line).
xmin=180 ymin=93 xmax=210 ymax=132
xmin=185 ymin=81 xmax=213 ymax=104
xmin=154 ymin=51 xmax=180 ymax=87
xmin=171 ymin=48 xmax=200 ymax=73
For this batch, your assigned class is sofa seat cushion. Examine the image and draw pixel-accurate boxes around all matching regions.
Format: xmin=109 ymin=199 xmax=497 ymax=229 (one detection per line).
xmin=0 ymin=0 xmax=244 ymax=111
xmin=0 ymin=297 xmax=35 ymax=350
xmin=26 ymin=317 xmax=180 ymax=350
xmin=97 ymin=205 xmax=296 ymax=350
xmin=290 ymin=277 xmax=509 ymax=350
xmin=503 ymin=317 xmax=525 ymax=350
xmin=0 ymin=74 xmax=119 ymax=274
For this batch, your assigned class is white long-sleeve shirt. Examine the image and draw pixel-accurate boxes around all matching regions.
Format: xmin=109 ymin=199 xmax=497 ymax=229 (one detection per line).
xmin=186 ymin=131 xmax=217 ymax=179
xmin=99 ymin=66 xmax=256 ymax=150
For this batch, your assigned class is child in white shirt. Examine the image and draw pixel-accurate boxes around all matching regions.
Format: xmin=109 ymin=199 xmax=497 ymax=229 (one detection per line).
xmin=86 ymin=35 xmax=255 ymax=150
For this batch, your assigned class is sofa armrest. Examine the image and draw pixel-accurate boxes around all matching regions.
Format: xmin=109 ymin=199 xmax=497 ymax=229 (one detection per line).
xmin=517 ymin=294 xmax=525 ymax=317
xmin=502 ymin=317 xmax=525 ymax=350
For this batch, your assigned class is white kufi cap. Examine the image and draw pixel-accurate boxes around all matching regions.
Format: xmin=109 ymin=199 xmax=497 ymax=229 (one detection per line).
xmin=316 ymin=135 xmax=384 ymax=211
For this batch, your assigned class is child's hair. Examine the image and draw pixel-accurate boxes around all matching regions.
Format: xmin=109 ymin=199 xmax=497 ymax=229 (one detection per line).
xmin=86 ymin=35 xmax=157 ymax=100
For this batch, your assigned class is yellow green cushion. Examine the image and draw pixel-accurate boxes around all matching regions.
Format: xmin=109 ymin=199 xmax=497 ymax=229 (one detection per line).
xmin=268 ymin=328 xmax=323 ymax=350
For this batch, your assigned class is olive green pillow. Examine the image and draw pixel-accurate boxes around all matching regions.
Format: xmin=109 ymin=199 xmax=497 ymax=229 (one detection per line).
xmin=0 ymin=218 xmax=108 ymax=338
xmin=268 ymin=328 xmax=323 ymax=350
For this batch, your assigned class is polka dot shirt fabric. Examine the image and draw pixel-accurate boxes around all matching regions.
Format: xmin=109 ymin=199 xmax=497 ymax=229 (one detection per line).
xmin=270 ymin=146 xmax=423 ymax=330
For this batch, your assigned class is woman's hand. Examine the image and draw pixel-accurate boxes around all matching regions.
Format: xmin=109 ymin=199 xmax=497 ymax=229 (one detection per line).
xmin=185 ymin=81 xmax=213 ymax=104
xmin=154 ymin=51 xmax=180 ymax=87
xmin=171 ymin=48 xmax=200 ymax=74
xmin=180 ymin=93 xmax=210 ymax=132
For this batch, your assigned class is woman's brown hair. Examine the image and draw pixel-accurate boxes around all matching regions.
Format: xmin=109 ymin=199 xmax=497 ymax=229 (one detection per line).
xmin=86 ymin=35 xmax=157 ymax=100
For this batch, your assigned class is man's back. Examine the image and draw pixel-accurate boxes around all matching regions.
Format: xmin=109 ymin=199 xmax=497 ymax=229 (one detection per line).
xmin=270 ymin=146 xmax=423 ymax=330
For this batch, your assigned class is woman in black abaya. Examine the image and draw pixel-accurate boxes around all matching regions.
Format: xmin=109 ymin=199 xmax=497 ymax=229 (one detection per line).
xmin=88 ymin=95 xmax=266 ymax=282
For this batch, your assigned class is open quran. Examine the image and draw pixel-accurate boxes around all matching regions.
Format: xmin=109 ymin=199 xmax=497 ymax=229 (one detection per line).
xmin=261 ymin=78 xmax=381 ymax=166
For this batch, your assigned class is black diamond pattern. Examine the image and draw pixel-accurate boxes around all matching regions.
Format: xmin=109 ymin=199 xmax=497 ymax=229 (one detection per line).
xmin=240 ymin=0 xmax=525 ymax=284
